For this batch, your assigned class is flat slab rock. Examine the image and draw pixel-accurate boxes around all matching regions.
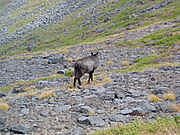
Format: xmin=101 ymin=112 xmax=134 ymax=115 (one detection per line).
xmin=78 ymin=116 xmax=105 ymax=127
xmin=10 ymin=125 xmax=31 ymax=134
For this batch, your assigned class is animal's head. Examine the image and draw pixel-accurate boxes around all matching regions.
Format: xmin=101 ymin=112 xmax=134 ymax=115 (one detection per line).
xmin=91 ymin=52 xmax=99 ymax=56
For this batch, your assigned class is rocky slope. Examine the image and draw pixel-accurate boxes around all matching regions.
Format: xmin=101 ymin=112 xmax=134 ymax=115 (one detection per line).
xmin=0 ymin=0 xmax=180 ymax=134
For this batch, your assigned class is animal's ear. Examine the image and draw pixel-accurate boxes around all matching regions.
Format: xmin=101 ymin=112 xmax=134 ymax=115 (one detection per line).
xmin=95 ymin=52 xmax=99 ymax=56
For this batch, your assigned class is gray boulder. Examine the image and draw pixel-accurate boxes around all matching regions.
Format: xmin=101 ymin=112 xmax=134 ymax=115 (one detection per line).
xmin=10 ymin=125 xmax=31 ymax=134
xmin=78 ymin=116 xmax=105 ymax=127
xmin=0 ymin=93 xmax=6 ymax=98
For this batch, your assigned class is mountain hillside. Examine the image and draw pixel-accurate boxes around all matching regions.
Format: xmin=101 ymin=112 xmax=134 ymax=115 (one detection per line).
xmin=0 ymin=0 xmax=179 ymax=55
xmin=0 ymin=0 xmax=180 ymax=134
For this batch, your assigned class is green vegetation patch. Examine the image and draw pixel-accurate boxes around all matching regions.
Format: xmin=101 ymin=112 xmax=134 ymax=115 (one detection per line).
xmin=119 ymin=51 xmax=180 ymax=73
xmin=141 ymin=27 xmax=180 ymax=47
xmin=0 ymin=74 xmax=63 ymax=92
xmin=117 ymin=27 xmax=180 ymax=73
xmin=9 ymin=0 xmax=61 ymax=22
xmin=119 ymin=55 xmax=161 ymax=73
xmin=141 ymin=0 xmax=180 ymax=25
xmin=92 ymin=117 xmax=180 ymax=135
xmin=8 ymin=18 xmax=33 ymax=33
xmin=65 ymin=69 xmax=74 ymax=77
xmin=116 ymin=27 xmax=180 ymax=47
xmin=0 ymin=0 xmax=179 ymax=57
xmin=0 ymin=0 xmax=11 ymax=10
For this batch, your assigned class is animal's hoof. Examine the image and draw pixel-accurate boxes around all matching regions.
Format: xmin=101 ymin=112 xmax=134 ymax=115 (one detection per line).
xmin=77 ymin=85 xmax=82 ymax=89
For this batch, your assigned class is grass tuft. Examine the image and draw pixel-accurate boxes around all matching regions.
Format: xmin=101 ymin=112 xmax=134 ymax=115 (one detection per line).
xmin=0 ymin=74 xmax=63 ymax=92
xmin=38 ymin=91 xmax=57 ymax=99
xmin=163 ymin=93 xmax=176 ymax=101
xmin=119 ymin=55 xmax=160 ymax=73
xmin=148 ymin=94 xmax=162 ymax=102
xmin=169 ymin=104 xmax=180 ymax=113
xmin=65 ymin=69 xmax=74 ymax=77
xmin=107 ymin=60 xmax=114 ymax=65
xmin=121 ymin=61 xmax=130 ymax=66
xmin=0 ymin=102 xmax=10 ymax=111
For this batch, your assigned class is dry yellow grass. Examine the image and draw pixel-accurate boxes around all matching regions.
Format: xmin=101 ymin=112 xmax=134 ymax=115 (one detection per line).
xmin=25 ymin=92 xmax=38 ymax=98
xmin=168 ymin=104 xmax=180 ymax=113
xmin=0 ymin=102 xmax=10 ymax=111
xmin=66 ymin=58 xmax=75 ymax=63
xmin=65 ymin=76 xmax=112 ymax=90
xmin=94 ymin=77 xmax=112 ymax=87
xmin=68 ymin=88 xmax=79 ymax=92
xmin=163 ymin=93 xmax=176 ymax=101
xmin=107 ymin=60 xmax=114 ymax=65
xmin=109 ymin=33 xmax=124 ymax=39
xmin=38 ymin=91 xmax=57 ymax=99
xmin=121 ymin=61 xmax=130 ymax=66
xmin=83 ymin=76 xmax=112 ymax=88
xmin=148 ymin=94 xmax=162 ymax=102
xmin=23 ymin=85 xmax=36 ymax=92
xmin=172 ymin=31 xmax=180 ymax=36
xmin=63 ymin=71 xmax=112 ymax=90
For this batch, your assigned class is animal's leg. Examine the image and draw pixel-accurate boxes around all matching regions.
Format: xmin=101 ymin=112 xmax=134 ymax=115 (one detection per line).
xmin=88 ymin=73 xmax=91 ymax=84
xmin=90 ymin=69 xmax=95 ymax=82
xmin=78 ymin=78 xmax=81 ymax=86
xmin=74 ymin=77 xmax=77 ymax=87
xmin=91 ymin=73 xmax=93 ymax=82
xmin=87 ymin=71 xmax=94 ymax=83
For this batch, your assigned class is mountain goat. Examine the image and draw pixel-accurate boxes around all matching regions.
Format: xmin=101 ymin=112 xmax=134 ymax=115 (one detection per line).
xmin=74 ymin=52 xmax=99 ymax=87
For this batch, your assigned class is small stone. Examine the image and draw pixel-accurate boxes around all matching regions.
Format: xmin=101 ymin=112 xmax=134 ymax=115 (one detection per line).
xmin=79 ymin=105 xmax=95 ymax=114
xmin=123 ymin=97 xmax=135 ymax=103
xmin=152 ymin=87 xmax=168 ymax=95
xmin=89 ymin=116 xmax=105 ymax=127
xmin=11 ymin=88 xmax=25 ymax=94
xmin=10 ymin=125 xmax=31 ymax=134
xmin=36 ymin=80 xmax=49 ymax=89
xmin=151 ymin=77 xmax=155 ymax=81
xmin=40 ymin=111 xmax=49 ymax=117
xmin=26 ymin=43 xmax=35 ymax=51
xmin=142 ymin=102 xmax=157 ymax=112
xmin=0 ymin=118 xmax=6 ymax=131
xmin=20 ymin=108 xmax=29 ymax=115
xmin=91 ymin=86 xmax=106 ymax=94
xmin=78 ymin=116 xmax=90 ymax=125
xmin=131 ymin=107 xmax=146 ymax=115
xmin=54 ymin=105 xmax=71 ymax=112
xmin=57 ymin=70 xmax=65 ymax=75
xmin=128 ymin=90 xmax=146 ymax=97
xmin=120 ymin=108 xmax=133 ymax=115
xmin=159 ymin=66 xmax=172 ymax=71
xmin=78 ymin=116 xmax=105 ymax=127
xmin=100 ymin=91 xmax=115 ymax=100
xmin=155 ymin=102 xmax=170 ymax=113
xmin=109 ymin=114 xmax=127 ymax=122
xmin=96 ymin=110 xmax=105 ymax=114
xmin=0 ymin=93 xmax=6 ymax=98
xmin=71 ymin=127 xmax=86 ymax=135
xmin=95 ymin=27 xmax=105 ymax=33
xmin=114 ymin=92 xmax=125 ymax=99
xmin=55 ymin=90 xmax=65 ymax=96
xmin=48 ymin=54 xmax=64 ymax=64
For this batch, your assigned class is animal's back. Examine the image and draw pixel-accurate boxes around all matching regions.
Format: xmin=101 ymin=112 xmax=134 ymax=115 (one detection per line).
xmin=77 ymin=56 xmax=99 ymax=73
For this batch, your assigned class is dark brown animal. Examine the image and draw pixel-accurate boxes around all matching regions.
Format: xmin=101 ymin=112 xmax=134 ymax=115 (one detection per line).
xmin=74 ymin=52 xmax=99 ymax=87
